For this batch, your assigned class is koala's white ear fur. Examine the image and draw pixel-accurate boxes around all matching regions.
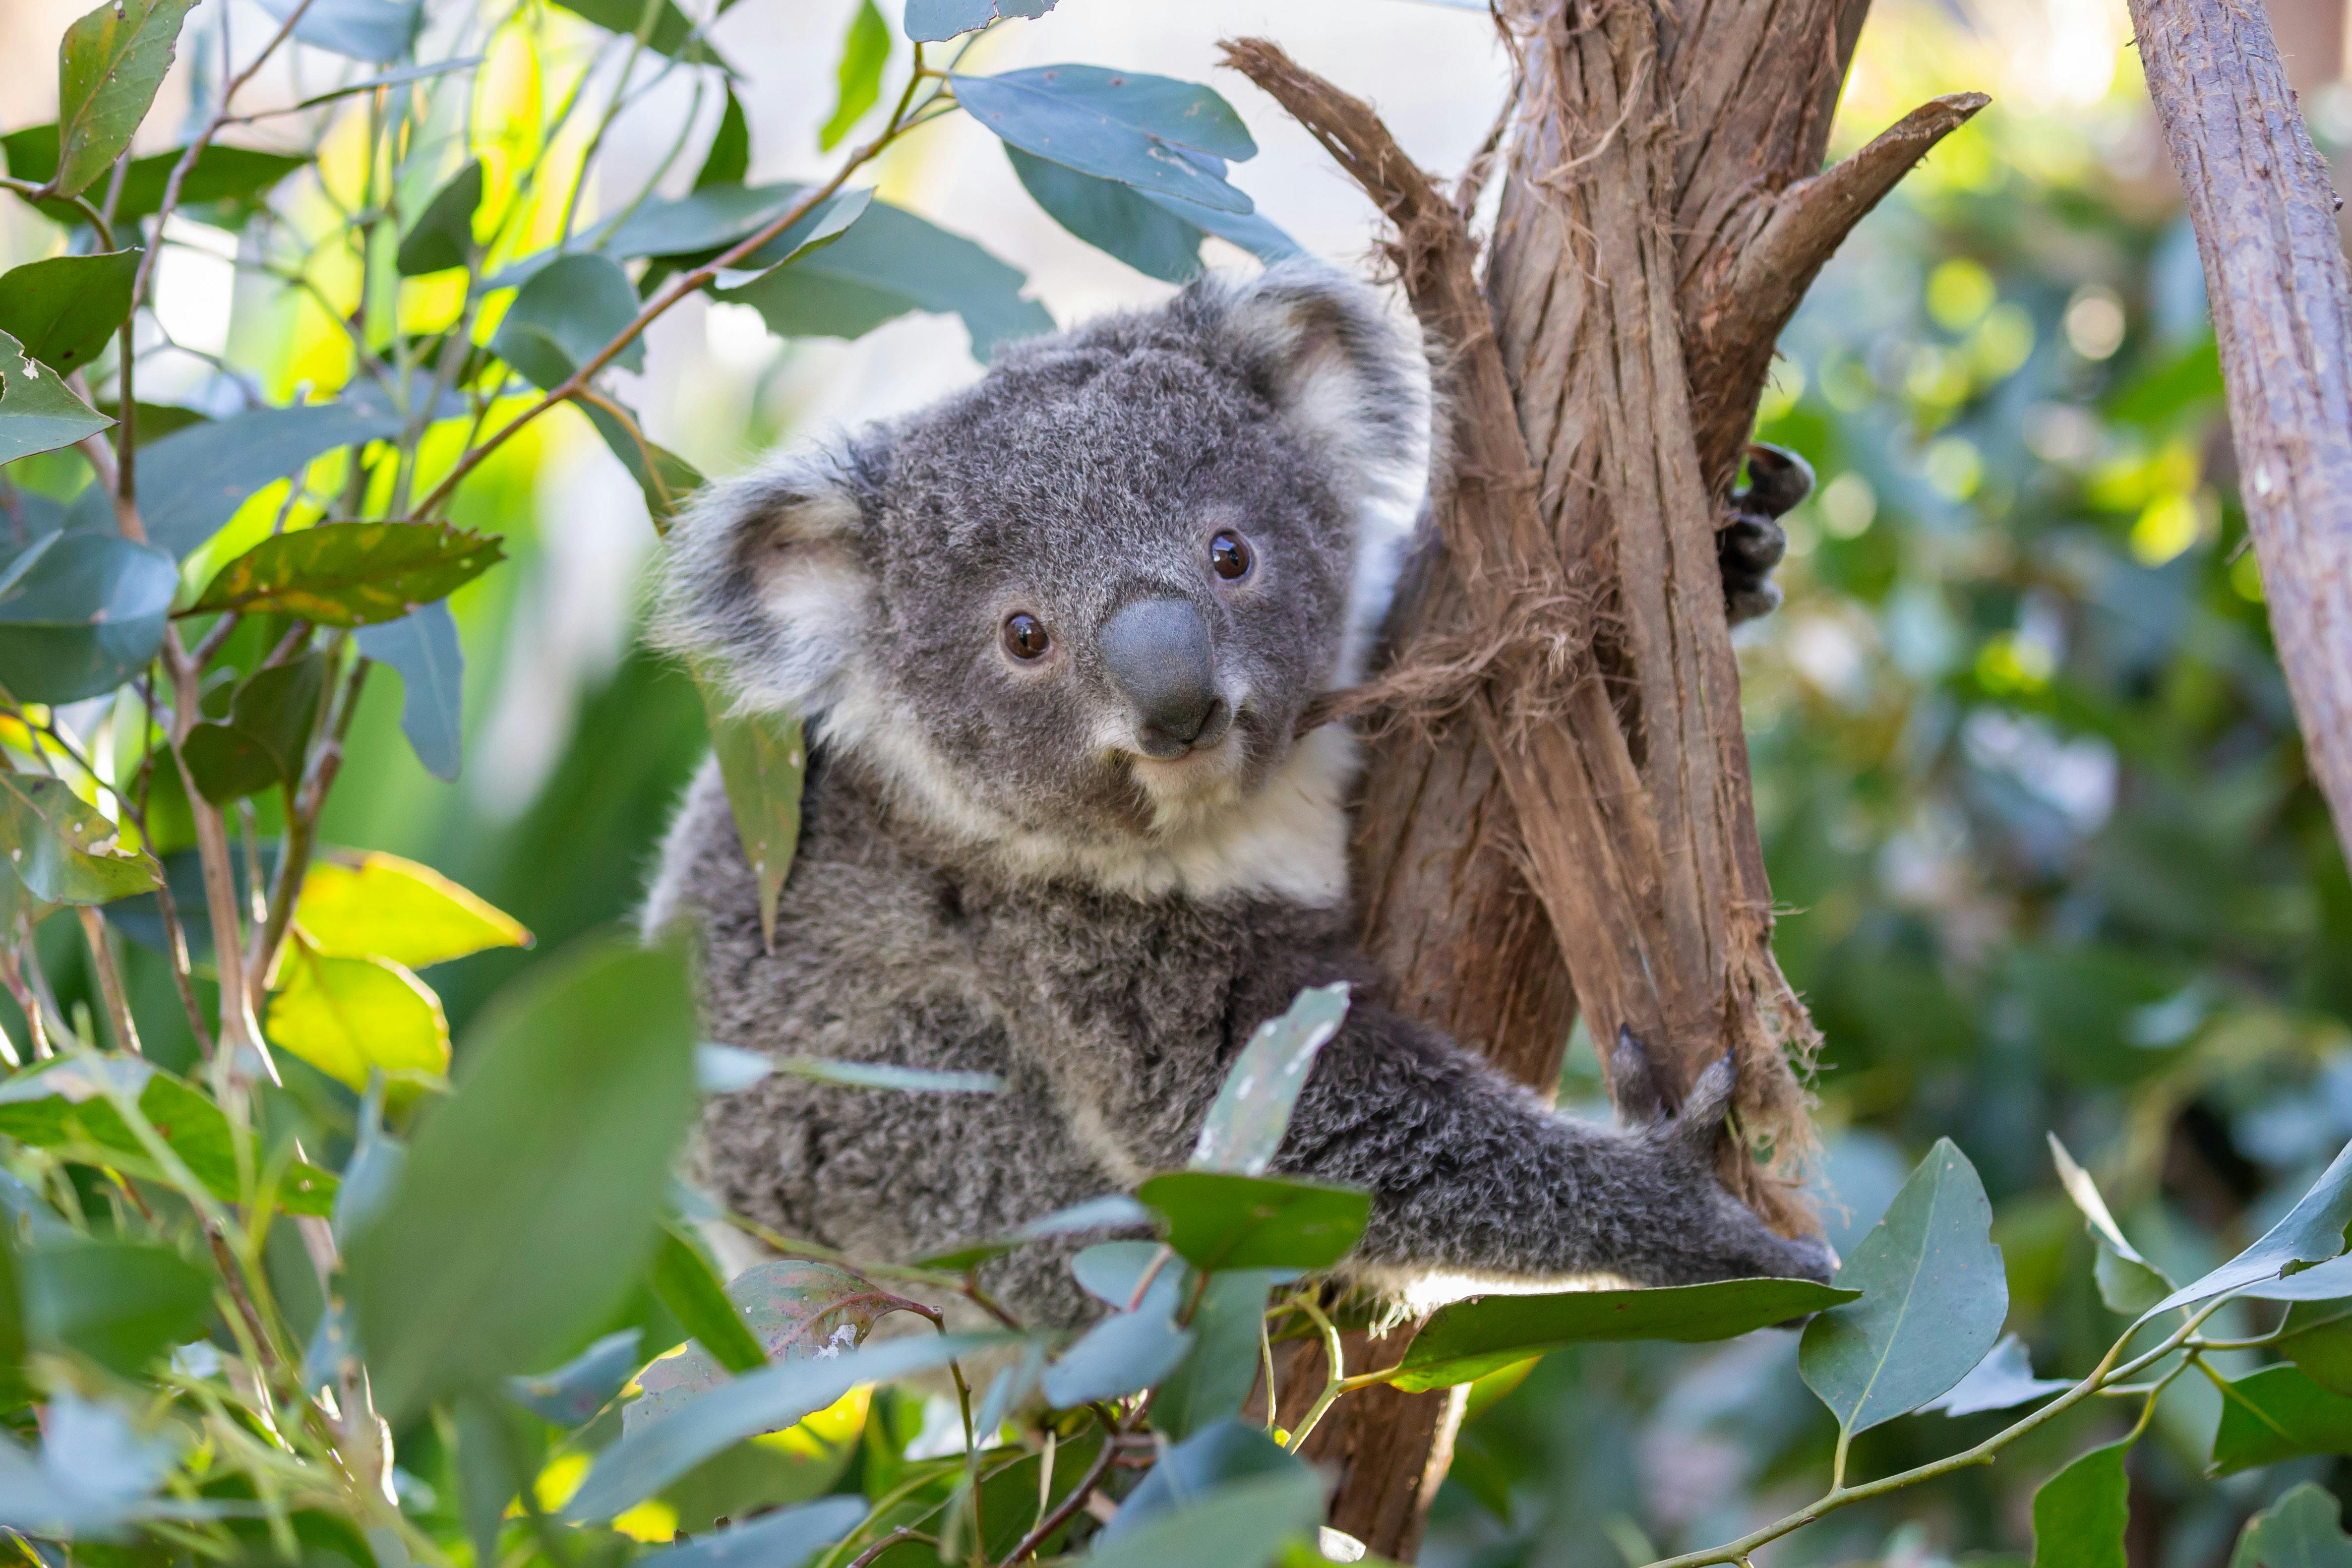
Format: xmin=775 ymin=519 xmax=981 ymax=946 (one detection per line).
xmin=651 ymin=439 xmax=874 ymax=717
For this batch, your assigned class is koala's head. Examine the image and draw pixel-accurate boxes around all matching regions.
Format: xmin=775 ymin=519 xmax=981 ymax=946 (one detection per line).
xmin=654 ymin=262 xmax=1427 ymax=877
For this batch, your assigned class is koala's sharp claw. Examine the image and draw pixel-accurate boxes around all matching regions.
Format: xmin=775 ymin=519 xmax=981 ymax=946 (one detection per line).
xmin=1610 ymin=1025 xmax=1670 ymax=1125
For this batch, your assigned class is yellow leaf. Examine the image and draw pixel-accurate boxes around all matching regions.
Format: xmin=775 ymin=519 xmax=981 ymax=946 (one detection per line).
xmin=266 ymin=944 xmax=450 ymax=1090
xmin=296 ymin=851 xmax=531 ymax=969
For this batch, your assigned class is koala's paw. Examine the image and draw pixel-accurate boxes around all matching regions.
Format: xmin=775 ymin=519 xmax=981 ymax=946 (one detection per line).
xmin=1610 ymin=1028 xmax=1836 ymax=1288
xmin=1720 ymin=442 xmax=1813 ymax=626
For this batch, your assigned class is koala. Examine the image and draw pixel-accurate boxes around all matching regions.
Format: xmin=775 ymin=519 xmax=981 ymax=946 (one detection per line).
xmin=645 ymin=261 xmax=1828 ymax=1327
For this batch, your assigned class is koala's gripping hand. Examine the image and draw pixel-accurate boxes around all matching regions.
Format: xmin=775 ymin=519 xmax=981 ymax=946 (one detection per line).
xmin=1607 ymin=1029 xmax=1834 ymax=1287
xmin=1720 ymin=442 xmax=1814 ymax=625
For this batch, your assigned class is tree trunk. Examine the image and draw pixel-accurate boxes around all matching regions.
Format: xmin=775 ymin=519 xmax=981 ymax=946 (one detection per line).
xmin=2128 ymin=0 xmax=2352 ymax=874
xmin=1226 ymin=2 xmax=1984 ymax=1555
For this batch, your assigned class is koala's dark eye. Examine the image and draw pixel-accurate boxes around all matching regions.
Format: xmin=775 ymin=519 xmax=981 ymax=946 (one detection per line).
xmin=1003 ymin=613 xmax=1051 ymax=661
xmin=1209 ymin=531 xmax=1253 ymax=581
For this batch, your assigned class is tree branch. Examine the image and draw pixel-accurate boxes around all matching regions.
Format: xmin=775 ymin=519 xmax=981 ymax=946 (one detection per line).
xmin=2126 ymin=0 xmax=2352 ymax=873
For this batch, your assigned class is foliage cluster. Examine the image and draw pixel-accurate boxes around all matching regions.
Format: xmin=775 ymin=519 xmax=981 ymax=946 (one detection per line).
xmin=3 ymin=3 xmax=2352 ymax=1568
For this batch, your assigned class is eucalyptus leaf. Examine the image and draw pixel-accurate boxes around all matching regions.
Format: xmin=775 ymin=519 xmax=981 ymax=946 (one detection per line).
xmin=2234 ymin=1482 xmax=2352 ymax=1568
xmin=22 ymin=1239 xmax=212 ymax=1374
xmin=713 ymin=187 xmax=875 ymax=287
xmin=1040 ymin=1302 xmax=1193 ymax=1407
xmin=0 ymin=249 xmax=140 ymax=372
xmin=547 ymin=0 xmax=729 ymax=68
xmin=52 ymin=0 xmax=199 ymax=197
xmin=188 ymin=522 xmax=505 ymax=624
xmin=256 ymin=0 xmax=423 ymax=60
xmin=915 ymin=1193 xmax=1154 ymax=1272
xmin=821 ymin=1 xmax=890 ymax=150
xmin=0 ymin=529 xmax=176 ymax=703
xmin=566 ymin=1331 xmax=1007 ymax=1522
xmin=577 ymin=395 xmax=705 ymax=526
xmin=1137 ymin=1170 xmax=1369 ymax=1273
xmin=1393 ymin=1276 xmax=1858 ymax=1391
xmin=2030 ymin=1440 xmax=2129 ymax=1568
xmin=137 ymin=398 xmax=409 ymax=558
xmin=355 ymin=602 xmax=465 ymax=780
xmin=1152 ymin=1269 xmax=1284 ymax=1437
xmin=1799 ymin=1138 xmax=2007 ymax=1436
xmin=1101 ymin=1421 xmax=1299 ymax=1543
xmin=395 ymin=160 xmax=483 ymax=277
xmin=0 ymin=327 xmax=112 ymax=463
xmin=773 ymin=1057 xmax=1004 ymax=1093
xmin=0 ymin=126 xmax=305 ymax=228
xmin=0 ymin=775 xmax=159 ymax=904
xmin=2281 ymin=1299 xmax=2352 ymax=1395
xmin=503 ymin=1328 xmax=643 ymax=1428
xmin=1082 ymin=1468 xmax=1325 ymax=1568
xmin=904 ymin=0 xmax=1056 ymax=42
xmin=2144 ymin=1139 xmax=2352 ymax=1318
xmin=0 ymin=1391 xmax=184 ymax=1536
xmin=695 ymin=676 xmax=804 ymax=951
xmin=1191 ymin=982 xmax=1348 ymax=1176
xmin=696 ymin=87 xmax=749 ymax=188
xmin=950 ymin=66 xmax=1256 ymax=214
xmin=1925 ymin=1333 xmax=2073 ymax=1416
xmin=2210 ymin=1364 xmax=2352 ymax=1474
xmin=650 ymin=1225 xmax=767 ymax=1375
xmin=346 ymin=936 xmax=700 ymax=1423
xmin=331 ymin=1076 xmax=404 ymax=1243
xmin=266 ymin=943 xmax=451 ymax=1091
xmin=181 ymin=652 xmax=327 ymax=803
xmin=637 ymin=1496 xmax=870 ymax=1568
xmin=296 ymin=851 xmax=529 ymax=969
xmin=490 ymin=252 xmax=645 ymax=388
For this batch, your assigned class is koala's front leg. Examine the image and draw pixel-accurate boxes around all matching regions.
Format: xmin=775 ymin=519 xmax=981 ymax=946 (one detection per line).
xmin=1275 ymin=1004 xmax=1830 ymax=1289
xmin=1720 ymin=441 xmax=1813 ymax=624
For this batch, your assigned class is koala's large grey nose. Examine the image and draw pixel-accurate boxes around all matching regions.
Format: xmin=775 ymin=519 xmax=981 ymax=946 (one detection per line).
xmin=1101 ymin=598 xmax=1228 ymax=757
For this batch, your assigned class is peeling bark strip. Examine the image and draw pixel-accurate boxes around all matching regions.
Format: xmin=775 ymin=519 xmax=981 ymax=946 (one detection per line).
xmin=2127 ymin=0 xmax=2352 ymax=870
xmin=1225 ymin=0 xmax=1984 ymax=1553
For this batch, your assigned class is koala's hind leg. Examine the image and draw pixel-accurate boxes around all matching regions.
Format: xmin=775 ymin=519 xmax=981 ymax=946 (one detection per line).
xmin=1720 ymin=440 xmax=1814 ymax=624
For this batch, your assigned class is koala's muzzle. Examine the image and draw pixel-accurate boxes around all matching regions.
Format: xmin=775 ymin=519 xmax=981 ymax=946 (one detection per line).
xmin=1100 ymin=597 xmax=1231 ymax=758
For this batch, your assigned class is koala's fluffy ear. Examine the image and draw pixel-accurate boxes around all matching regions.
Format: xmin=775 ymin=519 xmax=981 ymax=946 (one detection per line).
xmin=1190 ymin=260 xmax=1430 ymax=515
xmin=650 ymin=438 xmax=876 ymax=716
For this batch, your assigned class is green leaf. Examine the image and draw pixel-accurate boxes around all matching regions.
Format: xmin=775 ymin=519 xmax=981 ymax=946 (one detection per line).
xmin=628 ymin=1259 xmax=932 ymax=1433
xmin=2211 ymin=1365 xmax=2352 ymax=1474
xmin=915 ymin=1193 xmax=1153 ymax=1272
xmin=1152 ymin=1269 xmax=1283 ymax=1437
xmin=1392 ymin=1275 xmax=1859 ymax=1391
xmin=345 ymin=935 xmax=700 ymax=1423
xmin=1102 ymin=1421 xmax=1299 ymax=1543
xmin=22 ymin=1238 xmax=211 ymax=1374
xmin=1008 ymin=145 xmax=1204 ymax=282
xmin=137 ymin=397 xmax=409 ymax=558
xmin=950 ymin=66 xmax=1256 ymax=215
xmin=820 ymin=1 xmax=891 ymax=151
xmin=547 ymin=0 xmax=729 ymax=67
xmin=354 ymin=602 xmax=464 ymax=780
xmin=2280 ymin=1299 xmax=2352 ymax=1395
xmin=1191 ymin=982 xmax=1348 ymax=1177
xmin=1137 ymin=1170 xmax=1369 ymax=1273
xmin=0 ymin=327 xmax=112 ymax=463
xmin=266 ymin=942 xmax=451 ymax=1091
xmin=2234 ymin=1482 xmax=2352 ymax=1568
xmin=296 ymin=851 xmax=530 ymax=969
xmin=1041 ymin=1301 xmax=1193 ymax=1407
xmin=715 ymin=198 xmax=1053 ymax=361
xmin=695 ymin=673 xmax=804 ymax=951
xmin=1083 ymin=1469 xmax=1325 ymax=1568
xmin=2030 ymin=1440 xmax=2129 ymax=1568
xmin=566 ymin=1331 xmax=1008 ymax=1522
xmin=0 ymin=530 xmax=176 ymax=703
xmin=0 ymin=1056 xmax=337 ymax=1216
xmin=637 ymin=1498 xmax=869 ymax=1568
xmin=51 ymin=0 xmax=200 ymax=197
xmin=0 ymin=775 xmax=159 ymax=903
xmin=0 ymin=1221 xmax=25 ymax=1411
xmin=2146 ymin=1139 xmax=2352 ymax=1317
xmin=503 ymin=1327 xmax=642 ymax=1427
xmin=597 ymin=182 xmax=806 ymax=261
xmin=2048 ymin=1134 xmax=2175 ymax=1314
xmin=0 ymin=249 xmax=140 ymax=372
xmin=489 ymin=252 xmax=646 ymax=389
xmin=1 ymin=127 xmax=306 ymax=227
xmin=255 ymin=0 xmax=423 ymax=61
xmin=181 ymin=651 xmax=327 ymax=803
xmin=395 ymin=159 xmax=483 ymax=277
xmin=696 ymin=87 xmax=750 ymax=188
xmin=188 ymin=521 xmax=505 ymax=625
xmin=1923 ymin=1333 xmax=2073 ymax=1415
xmin=903 ymin=0 xmax=1056 ymax=44
xmin=714 ymin=187 xmax=875 ymax=286
xmin=1799 ymin=1137 xmax=2008 ymax=1437
xmin=651 ymin=1225 xmax=767 ymax=1375
xmin=576 ymin=395 xmax=705 ymax=526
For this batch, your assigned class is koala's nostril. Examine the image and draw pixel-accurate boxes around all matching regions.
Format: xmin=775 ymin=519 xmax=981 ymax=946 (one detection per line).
xmin=1101 ymin=597 xmax=1219 ymax=756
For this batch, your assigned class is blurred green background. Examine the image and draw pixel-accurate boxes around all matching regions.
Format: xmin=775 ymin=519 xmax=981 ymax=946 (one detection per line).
xmin=11 ymin=0 xmax=2352 ymax=1559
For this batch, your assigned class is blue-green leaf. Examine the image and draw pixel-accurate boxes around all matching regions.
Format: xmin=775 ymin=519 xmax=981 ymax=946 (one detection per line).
xmin=916 ymin=1193 xmax=1154 ymax=1273
xmin=255 ymin=0 xmax=422 ymax=60
xmin=636 ymin=1497 xmax=869 ymax=1568
xmin=2146 ymin=1140 xmax=2352 ymax=1319
xmin=951 ymin=66 xmax=1256 ymax=214
xmin=396 ymin=160 xmax=483 ymax=277
xmin=503 ymin=1328 xmax=643 ymax=1428
xmin=0 ymin=530 xmax=175 ymax=703
xmin=0 ymin=328 xmax=111 ymax=463
xmin=1152 ymin=1269 xmax=1284 ymax=1437
xmin=137 ymin=398 xmax=408 ymax=558
xmin=2233 ymin=1482 xmax=2352 ymax=1568
xmin=489 ymin=252 xmax=645 ymax=390
xmin=903 ymin=0 xmax=1055 ymax=43
xmin=1100 ymin=1422 xmax=1299 ymax=1544
xmin=1041 ymin=1301 xmax=1192 ymax=1407
xmin=1926 ymin=1333 xmax=2073 ymax=1416
xmin=1799 ymin=1138 xmax=2007 ymax=1437
xmin=355 ymin=601 xmax=464 ymax=780
xmin=1083 ymin=1468 xmax=1324 ymax=1568
xmin=1191 ymin=982 xmax=1348 ymax=1177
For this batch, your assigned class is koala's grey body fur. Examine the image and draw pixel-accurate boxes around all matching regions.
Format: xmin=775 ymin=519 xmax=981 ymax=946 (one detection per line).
xmin=647 ymin=263 xmax=1828 ymax=1326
